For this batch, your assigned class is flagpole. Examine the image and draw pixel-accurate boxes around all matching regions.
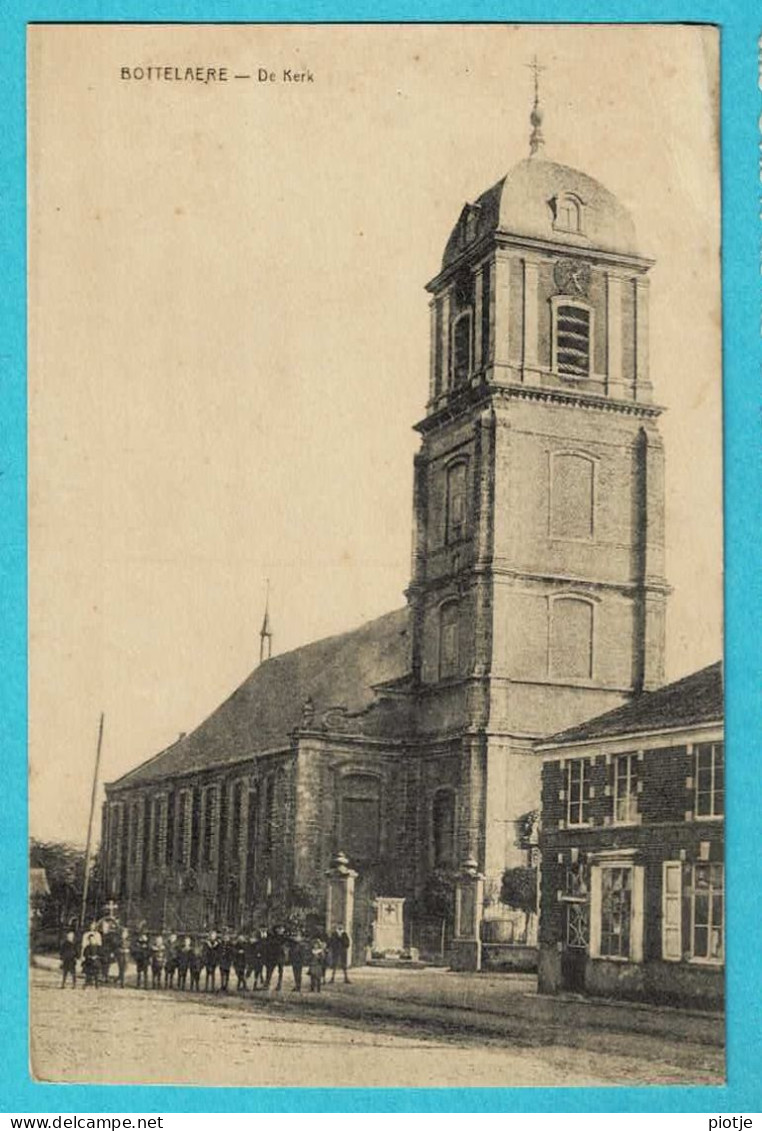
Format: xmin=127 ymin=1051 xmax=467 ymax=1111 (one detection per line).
xmin=80 ymin=712 xmax=105 ymax=931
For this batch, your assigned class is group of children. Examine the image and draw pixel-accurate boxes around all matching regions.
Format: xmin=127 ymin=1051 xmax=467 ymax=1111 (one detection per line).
xmin=60 ymin=923 xmax=351 ymax=995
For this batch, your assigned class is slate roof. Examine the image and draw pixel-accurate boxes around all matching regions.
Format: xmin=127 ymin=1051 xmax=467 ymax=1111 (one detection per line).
xmin=108 ymin=607 xmax=411 ymax=790
xmin=539 ymin=662 xmax=723 ymax=749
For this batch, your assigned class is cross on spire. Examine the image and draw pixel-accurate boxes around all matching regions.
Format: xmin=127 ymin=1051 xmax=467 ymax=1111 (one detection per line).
xmin=526 ymin=55 xmax=546 ymax=157
xmin=259 ymin=578 xmax=273 ymax=663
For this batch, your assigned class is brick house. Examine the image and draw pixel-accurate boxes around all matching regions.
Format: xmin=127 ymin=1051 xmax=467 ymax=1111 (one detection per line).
xmin=101 ymin=140 xmax=672 ymax=956
xmin=537 ymin=662 xmax=723 ymax=1008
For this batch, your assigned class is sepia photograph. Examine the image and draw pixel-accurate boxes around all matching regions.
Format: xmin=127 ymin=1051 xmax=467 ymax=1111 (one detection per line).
xmin=27 ymin=22 xmax=723 ymax=1089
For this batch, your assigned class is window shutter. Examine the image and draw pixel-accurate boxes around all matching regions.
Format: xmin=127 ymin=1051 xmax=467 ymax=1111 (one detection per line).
xmin=662 ymin=860 xmax=682 ymax=961
xmin=589 ymin=866 xmax=602 ymax=958
xmin=631 ymin=866 xmax=645 ymax=963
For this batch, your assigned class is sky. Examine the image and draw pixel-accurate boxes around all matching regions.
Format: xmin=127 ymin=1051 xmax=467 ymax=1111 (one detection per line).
xmin=28 ymin=23 xmax=722 ymax=846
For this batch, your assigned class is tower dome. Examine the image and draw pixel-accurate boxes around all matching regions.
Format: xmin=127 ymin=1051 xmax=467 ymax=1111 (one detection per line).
xmin=442 ymin=157 xmax=639 ymax=272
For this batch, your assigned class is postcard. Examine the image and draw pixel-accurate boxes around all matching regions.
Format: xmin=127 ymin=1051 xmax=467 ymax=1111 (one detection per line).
xmin=27 ymin=22 xmax=723 ymax=1088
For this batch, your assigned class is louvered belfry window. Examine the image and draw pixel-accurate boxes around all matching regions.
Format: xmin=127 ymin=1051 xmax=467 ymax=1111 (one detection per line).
xmin=556 ymin=304 xmax=591 ymax=377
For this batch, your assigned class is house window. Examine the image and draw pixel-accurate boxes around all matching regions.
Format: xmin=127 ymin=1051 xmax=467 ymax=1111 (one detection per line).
xmin=554 ymin=302 xmax=591 ymax=378
xmin=432 ymin=788 xmax=456 ymax=868
xmin=451 ymin=311 xmax=472 ymax=387
xmin=550 ymin=596 xmax=594 ymax=680
xmin=662 ymin=860 xmax=682 ymax=961
xmin=445 ymin=461 xmax=468 ymax=544
xmin=567 ymin=759 xmax=592 ymax=827
xmin=695 ymin=742 xmax=724 ymax=818
xmin=438 ymin=601 xmax=460 ymax=680
xmin=550 ymin=452 xmax=595 ymax=541
xmin=599 ymin=866 xmax=633 ymax=959
xmin=340 ymin=773 xmax=381 ymax=865
xmin=613 ymin=753 xmax=638 ymax=825
xmin=690 ymin=863 xmax=724 ymax=963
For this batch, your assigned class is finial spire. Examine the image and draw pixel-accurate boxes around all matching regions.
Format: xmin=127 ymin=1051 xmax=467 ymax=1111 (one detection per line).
xmin=526 ymin=55 xmax=546 ymax=157
xmin=259 ymin=578 xmax=272 ymax=663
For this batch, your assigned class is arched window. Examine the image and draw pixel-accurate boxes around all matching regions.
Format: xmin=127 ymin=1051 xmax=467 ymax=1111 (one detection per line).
xmin=231 ymin=780 xmax=245 ymax=865
xmin=445 ymin=460 xmax=468 ymax=545
xmin=438 ymin=600 xmax=460 ymax=680
xmin=339 ymin=773 xmax=381 ymax=865
xmin=129 ymin=800 xmax=141 ymax=867
xmin=550 ymin=596 xmax=594 ymax=680
xmin=432 ymin=788 xmax=456 ymax=868
xmin=552 ymin=299 xmax=592 ymax=378
xmin=176 ymin=790 xmax=191 ymax=868
xmin=451 ymin=311 xmax=472 ymax=387
xmin=550 ymin=452 xmax=595 ymax=540
xmin=553 ymin=193 xmax=584 ymax=234
xmin=263 ymin=774 xmax=276 ymax=856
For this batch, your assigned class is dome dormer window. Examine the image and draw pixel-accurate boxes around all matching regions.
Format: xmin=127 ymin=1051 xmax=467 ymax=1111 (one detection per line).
xmin=551 ymin=192 xmax=585 ymax=235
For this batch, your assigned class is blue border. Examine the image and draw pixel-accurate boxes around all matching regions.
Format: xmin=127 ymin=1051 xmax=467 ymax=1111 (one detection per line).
xmin=4 ymin=3 xmax=761 ymax=1114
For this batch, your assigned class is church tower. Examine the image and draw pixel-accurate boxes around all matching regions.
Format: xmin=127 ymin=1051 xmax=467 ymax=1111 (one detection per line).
xmin=408 ymin=88 xmax=668 ymax=886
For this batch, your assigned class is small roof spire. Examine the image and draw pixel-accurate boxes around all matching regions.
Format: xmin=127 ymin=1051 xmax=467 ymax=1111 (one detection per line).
xmin=526 ymin=55 xmax=546 ymax=157
xmin=259 ymin=578 xmax=273 ymax=663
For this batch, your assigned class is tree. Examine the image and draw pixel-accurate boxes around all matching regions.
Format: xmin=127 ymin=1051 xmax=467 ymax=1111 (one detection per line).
xmin=29 ymin=838 xmax=103 ymax=933
xmin=500 ymin=866 xmax=538 ymax=917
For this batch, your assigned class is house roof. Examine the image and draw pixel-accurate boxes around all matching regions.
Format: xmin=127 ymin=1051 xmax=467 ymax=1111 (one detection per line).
xmin=538 ymin=662 xmax=723 ymax=749
xmin=108 ymin=607 xmax=411 ymax=791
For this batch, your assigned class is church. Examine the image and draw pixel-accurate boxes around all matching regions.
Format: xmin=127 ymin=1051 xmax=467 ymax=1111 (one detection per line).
xmin=101 ymin=98 xmax=670 ymax=960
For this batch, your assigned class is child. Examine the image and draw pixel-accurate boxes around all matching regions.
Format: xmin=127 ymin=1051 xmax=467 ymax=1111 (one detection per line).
xmin=233 ymin=934 xmax=247 ymax=992
xmin=60 ymin=930 xmax=78 ymax=988
xmin=203 ymin=930 xmax=220 ymax=992
xmin=176 ymin=935 xmax=192 ymax=990
xmin=116 ymin=927 xmax=131 ymax=988
xmin=308 ymin=937 xmax=325 ymax=994
xmin=150 ymin=933 xmax=166 ymax=989
xmin=132 ymin=928 xmax=150 ymax=989
xmin=218 ymin=931 xmax=233 ymax=993
xmin=164 ymin=932 xmax=178 ymax=989
xmin=189 ymin=939 xmax=203 ymax=992
xmin=81 ymin=932 xmax=101 ymax=989
xmin=246 ymin=929 xmax=264 ymax=991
